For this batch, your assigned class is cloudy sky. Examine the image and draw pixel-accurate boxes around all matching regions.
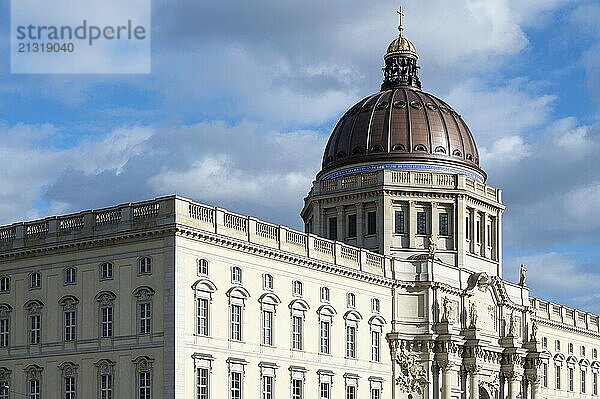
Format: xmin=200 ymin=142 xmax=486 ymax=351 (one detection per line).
xmin=1 ymin=1 xmax=599 ymax=312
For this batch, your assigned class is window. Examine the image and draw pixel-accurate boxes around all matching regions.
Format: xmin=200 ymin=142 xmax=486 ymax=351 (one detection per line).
xmin=347 ymin=293 xmax=356 ymax=308
xmin=439 ymin=212 xmax=449 ymax=236
xmin=64 ymin=268 xmax=76 ymax=284
xmin=417 ymin=212 xmax=426 ymax=235
xmin=320 ymin=321 xmax=330 ymax=354
xmin=0 ymin=277 xmax=9 ymax=292
xmin=569 ymin=342 xmax=574 ymax=354
xmin=29 ymin=378 xmax=40 ymax=399
xmin=0 ymin=305 xmax=11 ymax=348
xmin=320 ymin=382 xmax=330 ymax=399
xmin=230 ymin=372 xmax=242 ymax=399
xmin=139 ymin=257 xmax=152 ymax=275
xmin=263 ymin=274 xmax=273 ymax=290
xmin=371 ymin=388 xmax=381 ymax=399
xmin=291 ymin=379 xmax=303 ymax=399
xmin=25 ymin=365 xmax=43 ymax=399
xmin=328 ymin=217 xmax=338 ymax=240
xmin=346 ymin=325 xmax=356 ymax=358
xmin=139 ymin=303 xmax=151 ymax=335
xmin=262 ymin=311 xmax=273 ymax=346
xmin=542 ymin=336 xmax=547 ymax=349
xmin=101 ymin=306 xmax=113 ymax=338
xmin=262 ymin=376 xmax=273 ymax=399
xmin=196 ymin=367 xmax=209 ymax=399
xmin=320 ymin=287 xmax=330 ymax=303
xmin=593 ymin=371 xmax=598 ymax=395
xmin=346 ymin=385 xmax=356 ymax=399
xmin=65 ymin=376 xmax=76 ymax=399
xmin=394 ymin=210 xmax=405 ymax=234
xmin=231 ymin=305 xmax=242 ymax=341
xmin=582 ymin=346 xmax=587 ymax=357
xmin=582 ymin=370 xmax=587 ymax=394
xmin=293 ymin=281 xmax=303 ymax=297
xmin=292 ymin=315 xmax=303 ymax=350
xmin=556 ymin=340 xmax=561 ymax=351
xmin=231 ymin=266 xmax=242 ymax=284
xmin=465 ymin=216 xmax=471 ymax=240
xmin=476 ymin=219 xmax=481 ymax=243
xmin=367 ymin=211 xmax=377 ymax=235
xmin=29 ymin=315 xmax=41 ymax=345
xmin=371 ymin=330 xmax=381 ymax=362
xmin=30 ymin=272 xmax=41 ymax=289
xmin=569 ymin=367 xmax=574 ymax=391
xmin=543 ymin=363 xmax=548 ymax=387
xmin=0 ymin=380 xmax=8 ymax=399
xmin=138 ymin=371 xmax=151 ymax=399
xmin=347 ymin=214 xmax=357 ymax=238
xmin=556 ymin=365 xmax=562 ymax=389
xmin=594 ymin=348 xmax=598 ymax=359
xmin=197 ymin=298 xmax=209 ymax=336
xmin=372 ymin=298 xmax=380 ymax=313
xmin=100 ymin=262 xmax=113 ymax=280
xmin=198 ymin=259 xmax=209 ymax=276
xmin=64 ymin=310 xmax=76 ymax=341
xmin=59 ymin=362 xmax=78 ymax=399
xmin=100 ymin=374 xmax=112 ymax=399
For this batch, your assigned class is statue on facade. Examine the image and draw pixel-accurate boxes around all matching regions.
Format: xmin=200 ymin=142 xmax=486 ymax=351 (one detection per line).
xmin=469 ymin=302 xmax=478 ymax=329
xmin=507 ymin=312 xmax=516 ymax=337
xmin=441 ymin=296 xmax=455 ymax=323
xmin=395 ymin=349 xmax=428 ymax=394
xmin=531 ymin=320 xmax=538 ymax=341
xmin=518 ymin=264 xmax=527 ymax=287
xmin=428 ymin=236 xmax=437 ymax=258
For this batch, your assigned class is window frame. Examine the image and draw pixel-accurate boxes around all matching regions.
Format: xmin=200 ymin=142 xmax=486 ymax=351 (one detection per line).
xmin=63 ymin=267 xmax=77 ymax=285
xmin=231 ymin=266 xmax=242 ymax=284
xmin=99 ymin=262 xmax=114 ymax=281
xmin=347 ymin=214 xmax=357 ymax=238
xmin=197 ymin=259 xmax=209 ymax=276
xmin=0 ymin=276 xmax=9 ymax=293
xmin=394 ymin=210 xmax=405 ymax=234
xmin=138 ymin=257 xmax=152 ymax=275
xmin=29 ymin=272 xmax=41 ymax=289
xmin=366 ymin=211 xmax=377 ymax=235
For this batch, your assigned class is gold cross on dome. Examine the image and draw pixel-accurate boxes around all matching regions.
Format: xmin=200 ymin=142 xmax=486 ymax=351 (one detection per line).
xmin=397 ymin=5 xmax=405 ymax=36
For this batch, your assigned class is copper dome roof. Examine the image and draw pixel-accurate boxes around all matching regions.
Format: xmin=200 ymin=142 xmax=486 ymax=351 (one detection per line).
xmin=320 ymin=88 xmax=484 ymax=180
xmin=319 ymin=10 xmax=485 ymax=181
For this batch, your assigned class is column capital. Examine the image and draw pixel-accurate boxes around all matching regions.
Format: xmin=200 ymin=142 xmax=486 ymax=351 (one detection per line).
xmin=465 ymin=364 xmax=482 ymax=376
xmin=438 ymin=360 xmax=456 ymax=371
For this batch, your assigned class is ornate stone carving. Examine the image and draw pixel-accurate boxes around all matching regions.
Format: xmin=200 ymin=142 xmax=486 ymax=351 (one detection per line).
xmin=469 ymin=302 xmax=478 ymax=329
xmin=395 ymin=349 xmax=428 ymax=394
xmin=530 ymin=320 xmax=538 ymax=341
xmin=507 ymin=312 xmax=515 ymax=337
xmin=428 ymin=236 xmax=437 ymax=258
xmin=480 ymin=372 xmax=500 ymax=396
xmin=441 ymin=296 xmax=456 ymax=323
xmin=477 ymin=272 xmax=491 ymax=291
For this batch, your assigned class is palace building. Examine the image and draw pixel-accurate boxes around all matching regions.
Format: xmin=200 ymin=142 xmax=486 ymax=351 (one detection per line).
xmin=0 ymin=10 xmax=598 ymax=399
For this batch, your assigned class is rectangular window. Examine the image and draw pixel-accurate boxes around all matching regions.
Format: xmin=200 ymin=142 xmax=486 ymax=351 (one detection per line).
xmin=487 ymin=224 xmax=492 ymax=246
xmin=101 ymin=306 xmax=113 ymax=338
xmin=346 ymin=326 xmax=356 ymax=358
xmin=29 ymin=379 xmax=40 ymax=399
xmin=394 ymin=210 xmax=405 ymax=234
xmin=0 ymin=317 xmax=8 ymax=347
xmin=371 ymin=388 xmax=381 ymax=399
xmin=367 ymin=211 xmax=377 ymax=235
xmin=65 ymin=376 xmax=76 ymax=399
xmin=196 ymin=368 xmax=209 ymax=399
xmin=0 ymin=277 xmax=8 ymax=292
xmin=64 ymin=310 xmax=76 ymax=341
xmin=371 ymin=330 xmax=381 ymax=362
xmin=197 ymin=298 xmax=209 ymax=336
xmin=320 ymin=320 xmax=330 ymax=354
xmin=582 ymin=370 xmax=586 ymax=394
xmin=543 ymin=363 xmax=548 ymax=388
xmin=328 ymin=217 xmax=338 ymax=240
xmin=417 ymin=212 xmax=426 ymax=235
xmin=292 ymin=316 xmax=303 ymax=350
xmin=347 ymin=214 xmax=357 ymax=238
xmin=0 ymin=384 xmax=9 ymax=399
xmin=292 ymin=379 xmax=303 ymax=399
xmin=439 ymin=212 xmax=449 ymax=236
xmin=262 ymin=310 xmax=273 ymax=346
xmin=100 ymin=375 xmax=112 ymax=399
xmin=29 ymin=314 xmax=41 ymax=345
xmin=556 ymin=365 xmax=561 ymax=390
xmin=262 ymin=376 xmax=273 ymax=399
xmin=466 ymin=216 xmax=471 ymax=240
xmin=230 ymin=372 xmax=242 ymax=399
xmin=139 ymin=371 xmax=151 ymax=399
xmin=64 ymin=268 xmax=76 ymax=284
xmin=346 ymin=386 xmax=356 ymax=399
xmin=476 ymin=220 xmax=481 ymax=243
xmin=100 ymin=263 xmax=113 ymax=280
xmin=569 ymin=367 xmax=574 ymax=391
xmin=320 ymin=382 xmax=330 ymax=399
xmin=593 ymin=371 xmax=598 ymax=395
xmin=231 ymin=305 xmax=242 ymax=341
xmin=139 ymin=303 xmax=151 ymax=335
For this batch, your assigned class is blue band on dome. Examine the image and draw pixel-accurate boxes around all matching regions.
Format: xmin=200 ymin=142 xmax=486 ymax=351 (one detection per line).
xmin=322 ymin=163 xmax=484 ymax=182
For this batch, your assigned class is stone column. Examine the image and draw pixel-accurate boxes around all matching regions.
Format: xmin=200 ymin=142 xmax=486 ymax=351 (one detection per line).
xmin=408 ymin=201 xmax=417 ymax=249
xmin=507 ymin=373 xmax=522 ymax=399
xmin=336 ymin=206 xmax=344 ymax=241
xmin=467 ymin=366 xmax=480 ymax=399
xmin=431 ymin=202 xmax=439 ymax=241
xmin=356 ymin=203 xmax=364 ymax=247
xmin=528 ymin=376 xmax=539 ymax=399
xmin=440 ymin=361 xmax=454 ymax=399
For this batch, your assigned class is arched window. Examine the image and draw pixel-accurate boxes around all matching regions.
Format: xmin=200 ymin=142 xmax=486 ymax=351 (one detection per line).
xmin=259 ymin=293 xmax=281 ymax=346
xmin=24 ymin=300 xmax=44 ymax=345
xmin=58 ymin=362 xmax=78 ymax=399
xmin=94 ymin=359 xmax=115 ymax=399
xmin=133 ymin=356 xmax=154 ymax=399
xmin=0 ymin=367 xmax=11 ymax=398
xmin=346 ymin=293 xmax=356 ymax=309
xmin=99 ymin=262 xmax=113 ymax=280
xmin=369 ymin=315 xmax=386 ymax=363
xmin=263 ymin=274 xmax=274 ymax=290
xmin=133 ymin=287 xmax=155 ymax=335
xmin=292 ymin=280 xmax=303 ymax=297
xmin=63 ymin=267 xmax=77 ymax=285
xmin=29 ymin=272 xmax=41 ymax=289
xmin=95 ymin=291 xmax=116 ymax=338
xmin=24 ymin=365 xmax=43 ymax=399
xmin=197 ymin=259 xmax=209 ymax=276
xmin=317 ymin=305 xmax=336 ymax=355
xmin=371 ymin=298 xmax=381 ymax=313
xmin=0 ymin=304 xmax=12 ymax=348
xmin=344 ymin=310 xmax=362 ymax=359
xmin=227 ymin=287 xmax=251 ymax=341
xmin=192 ymin=279 xmax=218 ymax=337
xmin=231 ymin=266 xmax=242 ymax=284
xmin=138 ymin=257 xmax=152 ymax=275
xmin=320 ymin=287 xmax=330 ymax=303
xmin=59 ymin=296 xmax=79 ymax=342
xmin=0 ymin=276 xmax=9 ymax=293
xmin=289 ymin=299 xmax=309 ymax=351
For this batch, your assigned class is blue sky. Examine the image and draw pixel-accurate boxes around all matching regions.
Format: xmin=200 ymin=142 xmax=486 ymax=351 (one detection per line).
xmin=1 ymin=1 xmax=599 ymax=312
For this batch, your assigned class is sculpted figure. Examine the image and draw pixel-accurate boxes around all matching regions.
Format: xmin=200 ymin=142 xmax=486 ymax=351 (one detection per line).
xmin=518 ymin=264 xmax=527 ymax=287
xmin=531 ymin=320 xmax=538 ymax=341
xmin=428 ymin=236 xmax=437 ymax=257
xmin=507 ymin=312 xmax=515 ymax=337
xmin=469 ymin=302 xmax=478 ymax=328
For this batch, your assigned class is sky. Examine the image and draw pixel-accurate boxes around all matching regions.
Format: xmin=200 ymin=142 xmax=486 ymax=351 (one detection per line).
xmin=0 ymin=1 xmax=599 ymax=312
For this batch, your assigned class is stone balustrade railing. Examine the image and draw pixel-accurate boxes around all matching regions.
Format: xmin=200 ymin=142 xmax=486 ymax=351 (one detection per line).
xmin=0 ymin=196 xmax=391 ymax=279
xmin=315 ymin=169 xmax=502 ymax=203
xmin=530 ymin=297 xmax=600 ymax=333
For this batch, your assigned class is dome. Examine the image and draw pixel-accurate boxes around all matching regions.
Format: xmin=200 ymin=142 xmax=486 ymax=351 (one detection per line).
xmin=318 ymin=10 xmax=486 ymax=182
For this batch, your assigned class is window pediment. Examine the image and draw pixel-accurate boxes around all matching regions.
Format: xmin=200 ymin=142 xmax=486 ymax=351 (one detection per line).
xmin=289 ymin=298 xmax=310 ymax=312
xmin=344 ymin=309 xmax=363 ymax=322
xmin=317 ymin=304 xmax=337 ymax=317
xmin=24 ymin=300 xmax=44 ymax=314
xmin=192 ymin=278 xmax=218 ymax=293
xmin=259 ymin=293 xmax=281 ymax=306
xmin=133 ymin=286 xmax=155 ymax=300
xmin=368 ymin=315 xmax=386 ymax=326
